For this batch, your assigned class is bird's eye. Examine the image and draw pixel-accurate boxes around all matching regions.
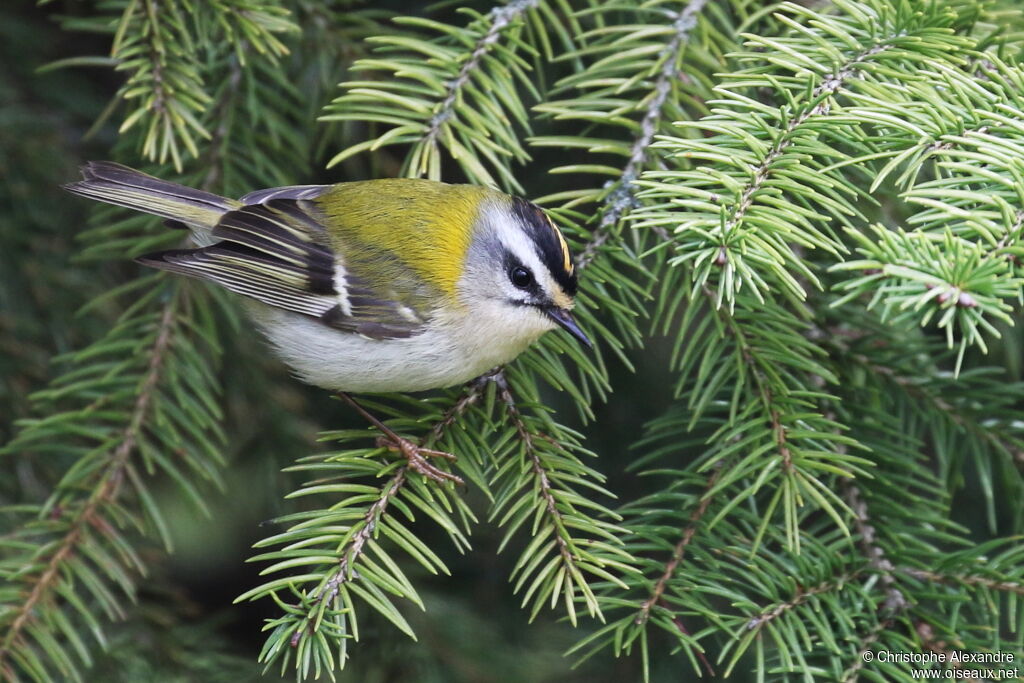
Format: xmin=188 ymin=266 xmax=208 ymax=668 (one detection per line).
xmin=510 ymin=266 xmax=534 ymax=289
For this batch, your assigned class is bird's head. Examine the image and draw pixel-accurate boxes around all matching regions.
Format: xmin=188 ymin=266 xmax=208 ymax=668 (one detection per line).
xmin=458 ymin=195 xmax=590 ymax=349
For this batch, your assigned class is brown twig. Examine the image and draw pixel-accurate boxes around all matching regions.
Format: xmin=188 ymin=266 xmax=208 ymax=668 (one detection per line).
xmin=838 ymin=345 xmax=1024 ymax=472
xmin=577 ymin=0 xmax=710 ymax=270
xmin=427 ymin=370 xmax=500 ymax=444
xmin=290 ymin=378 xmax=494 ymax=646
xmin=746 ymin=575 xmax=856 ymax=631
xmin=716 ymin=43 xmax=888 ymax=263
xmin=703 ymin=285 xmax=796 ymax=470
xmin=201 ymin=51 xmax=244 ymax=190
xmin=634 ymin=466 xmax=723 ymax=677
xmin=494 ymin=372 xmax=576 ymax=568
xmin=0 ymin=297 xmax=179 ymax=664
xmin=421 ymin=0 xmax=539 ymax=151
xmin=840 ymin=618 xmax=893 ymax=682
xmin=636 ymin=466 xmax=723 ymax=625
xmin=838 ymin=474 xmax=908 ymax=682
xmin=898 ymin=568 xmax=1024 ymax=596
xmin=842 ymin=479 xmax=908 ymax=613
xmin=291 ymin=468 xmax=407 ymax=647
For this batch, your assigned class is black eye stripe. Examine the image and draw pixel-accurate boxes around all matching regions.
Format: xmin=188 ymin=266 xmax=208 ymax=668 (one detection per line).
xmin=509 ymin=197 xmax=578 ymax=297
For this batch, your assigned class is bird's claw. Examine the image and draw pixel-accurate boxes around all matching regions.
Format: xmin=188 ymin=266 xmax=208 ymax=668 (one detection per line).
xmin=376 ymin=436 xmax=464 ymax=485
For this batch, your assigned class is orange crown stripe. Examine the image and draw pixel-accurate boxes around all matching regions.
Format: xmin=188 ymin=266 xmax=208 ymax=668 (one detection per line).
xmin=549 ymin=218 xmax=574 ymax=274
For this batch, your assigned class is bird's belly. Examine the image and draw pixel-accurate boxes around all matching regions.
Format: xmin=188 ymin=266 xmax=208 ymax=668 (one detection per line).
xmin=250 ymin=306 xmax=539 ymax=393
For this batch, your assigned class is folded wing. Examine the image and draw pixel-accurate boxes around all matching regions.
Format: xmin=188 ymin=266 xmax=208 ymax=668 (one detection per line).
xmin=138 ymin=190 xmax=427 ymax=340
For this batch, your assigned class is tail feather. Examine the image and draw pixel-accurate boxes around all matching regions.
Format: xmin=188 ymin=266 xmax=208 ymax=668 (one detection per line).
xmin=63 ymin=161 xmax=240 ymax=230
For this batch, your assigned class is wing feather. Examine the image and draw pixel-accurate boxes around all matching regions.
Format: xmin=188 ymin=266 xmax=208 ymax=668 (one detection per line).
xmin=138 ymin=247 xmax=337 ymax=317
xmin=239 ymin=185 xmax=327 ymax=204
xmin=137 ymin=190 xmax=429 ymax=339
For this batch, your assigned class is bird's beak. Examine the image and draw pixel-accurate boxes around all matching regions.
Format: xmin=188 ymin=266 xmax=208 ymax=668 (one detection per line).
xmin=545 ymin=306 xmax=592 ymax=348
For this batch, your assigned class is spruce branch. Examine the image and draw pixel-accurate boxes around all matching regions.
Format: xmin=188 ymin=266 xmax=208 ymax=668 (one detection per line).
xmin=720 ymin=543 xmax=877 ymax=679
xmin=824 ymin=343 xmax=1024 ymax=679
xmin=286 ymin=467 xmax=408 ymax=649
xmin=0 ymin=296 xmax=178 ymax=674
xmin=498 ymin=375 xmax=583 ymax=603
xmin=113 ymin=0 xmax=211 ymax=169
xmin=639 ymin=0 xmax=977 ymax=309
xmin=824 ymin=321 xmax=1024 ymax=531
xmin=199 ymin=53 xmax=245 ymax=190
xmin=11 ymin=0 xmax=1024 ymax=680
xmin=532 ymin=0 xmax=737 ymax=361
xmin=0 ymin=4 xmax=318 ymax=679
xmin=841 ymin=619 xmax=894 ymax=683
xmin=827 ymin=57 xmax=1024 ymax=366
xmin=842 ymin=479 xmax=907 ymax=613
xmin=833 ymin=227 xmax=1020 ymax=371
xmin=323 ymin=0 xmax=558 ymax=191
xmin=240 ymin=381 xmax=493 ymax=677
xmin=845 ymin=346 xmax=1024 ymax=468
xmin=574 ymin=0 xmax=710 ymax=271
xmin=491 ymin=370 xmax=635 ymax=625
xmin=426 ymin=370 xmax=499 ymax=444
xmin=898 ymin=568 xmax=1024 ymax=596
xmin=744 ymin=574 xmax=859 ymax=633
xmin=830 ymin=464 xmax=910 ymax=682
xmin=688 ymin=285 xmax=864 ymax=550
xmin=886 ymin=539 xmax=1024 ymax=669
xmin=0 ymin=279 xmax=226 ymax=682
xmin=717 ymin=41 xmax=887 ymax=252
xmin=50 ymin=0 xmax=297 ymax=170
xmin=630 ymin=464 xmax=722 ymax=677
xmin=559 ymin=3 xmax=1024 ymax=676
xmin=422 ymin=0 xmax=541 ymax=152
xmin=634 ymin=464 xmax=720 ymax=627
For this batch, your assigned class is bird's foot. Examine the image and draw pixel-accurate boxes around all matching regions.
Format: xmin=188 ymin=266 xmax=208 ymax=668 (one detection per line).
xmin=376 ymin=435 xmax=464 ymax=485
xmin=335 ymin=392 xmax=464 ymax=486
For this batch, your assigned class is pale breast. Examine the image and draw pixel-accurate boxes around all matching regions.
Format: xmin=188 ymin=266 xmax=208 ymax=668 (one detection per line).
xmin=248 ymin=300 xmax=553 ymax=393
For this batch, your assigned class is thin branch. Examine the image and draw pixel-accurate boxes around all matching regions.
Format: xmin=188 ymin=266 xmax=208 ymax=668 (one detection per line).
xmin=200 ymin=51 xmax=245 ymax=190
xmin=995 ymin=208 xmax=1024 ymax=265
xmin=115 ymin=0 xmax=208 ymax=167
xmin=290 ymin=468 xmax=408 ymax=647
xmin=633 ymin=464 xmax=722 ymax=677
xmin=421 ymin=0 xmax=540 ymax=150
xmin=842 ymin=479 xmax=908 ymax=613
xmin=0 ymin=296 xmax=179 ymax=664
xmin=840 ymin=618 xmax=893 ymax=683
xmin=635 ymin=465 xmax=722 ymax=625
xmin=838 ymin=343 xmax=1024 ymax=471
xmin=134 ymin=0 xmax=170 ymax=117
xmin=671 ymin=615 xmax=715 ymax=677
xmin=721 ymin=44 xmax=888 ymax=239
xmin=495 ymin=372 xmax=576 ymax=569
xmin=898 ymin=568 xmax=1024 ymax=596
xmin=745 ymin=574 xmax=858 ymax=631
xmin=0 ymin=35 xmax=245 ymax=662
xmin=830 ymin=422 xmax=908 ymax=681
xmin=577 ymin=0 xmax=709 ymax=270
xmin=703 ymin=285 xmax=796 ymax=470
xmin=289 ymin=378 xmax=493 ymax=646
xmin=427 ymin=369 xmax=502 ymax=444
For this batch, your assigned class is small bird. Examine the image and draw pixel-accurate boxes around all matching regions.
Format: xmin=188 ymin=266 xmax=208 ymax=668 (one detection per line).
xmin=65 ymin=162 xmax=590 ymax=483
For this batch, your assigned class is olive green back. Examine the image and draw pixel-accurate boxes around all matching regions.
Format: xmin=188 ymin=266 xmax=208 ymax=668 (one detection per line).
xmin=315 ymin=178 xmax=500 ymax=299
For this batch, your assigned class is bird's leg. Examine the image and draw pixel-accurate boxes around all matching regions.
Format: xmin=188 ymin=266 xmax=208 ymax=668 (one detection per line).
xmin=336 ymin=392 xmax=464 ymax=485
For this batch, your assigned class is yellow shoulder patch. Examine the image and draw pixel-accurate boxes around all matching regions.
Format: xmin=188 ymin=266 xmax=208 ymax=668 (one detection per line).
xmin=316 ymin=178 xmax=492 ymax=296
